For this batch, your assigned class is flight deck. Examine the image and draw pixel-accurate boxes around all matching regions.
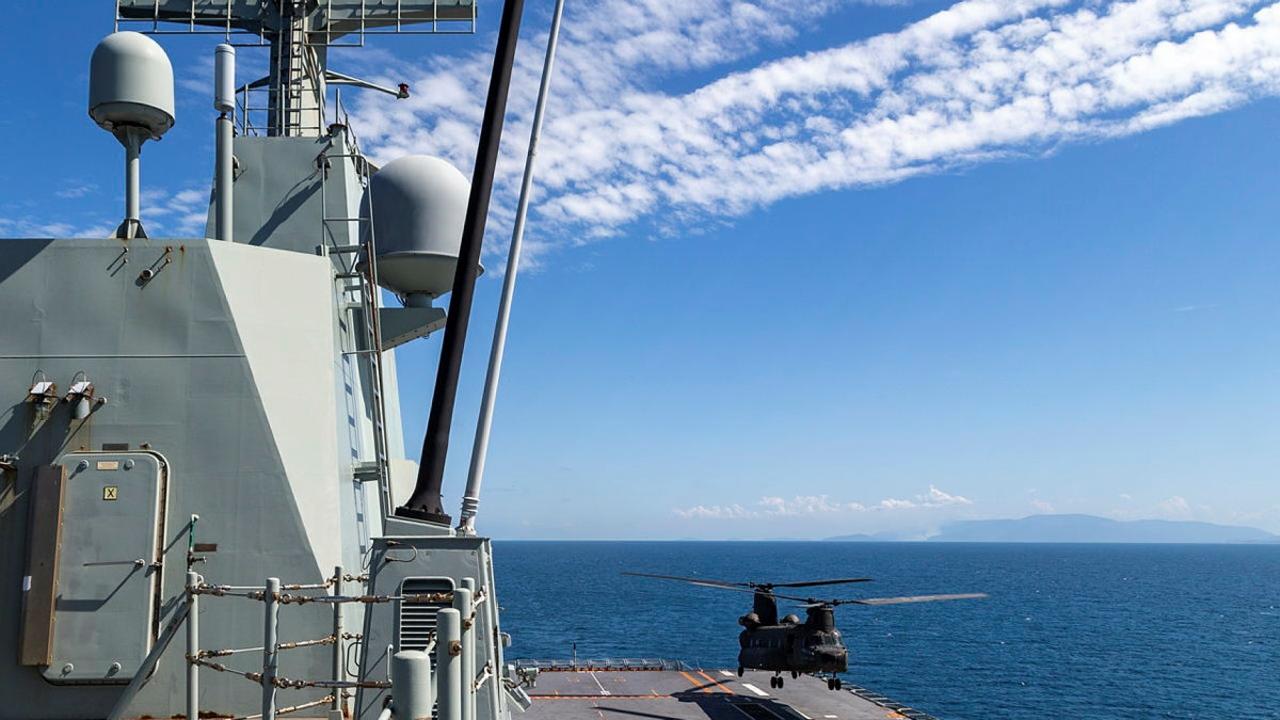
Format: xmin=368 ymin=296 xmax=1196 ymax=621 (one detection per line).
xmin=519 ymin=665 xmax=941 ymax=720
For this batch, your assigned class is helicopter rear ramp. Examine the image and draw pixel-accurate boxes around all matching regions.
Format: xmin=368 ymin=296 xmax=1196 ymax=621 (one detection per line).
xmin=521 ymin=666 xmax=940 ymax=720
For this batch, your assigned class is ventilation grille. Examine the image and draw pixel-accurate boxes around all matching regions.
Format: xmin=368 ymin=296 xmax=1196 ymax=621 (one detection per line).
xmin=398 ymin=577 xmax=454 ymax=652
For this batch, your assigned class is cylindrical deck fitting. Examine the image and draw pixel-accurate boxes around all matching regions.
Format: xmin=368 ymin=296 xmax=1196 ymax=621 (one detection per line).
xmin=390 ymin=650 xmax=433 ymax=720
xmin=214 ymin=44 xmax=235 ymax=241
xmin=186 ymin=571 xmax=199 ymax=720
xmin=453 ymin=585 xmax=475 ymax=720
xmin=262 ymin=577 xmax=280 ymax=720
xmin=436 ymin=608 xmax=462 ymax=720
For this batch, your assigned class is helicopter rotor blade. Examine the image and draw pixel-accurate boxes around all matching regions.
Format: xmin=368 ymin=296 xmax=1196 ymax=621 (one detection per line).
xmin=839 ymin=593 xmax=988 ymax=606
xmin=768 ymin=577 xmax=874 ymax=588
xmin=621 ymin=572 xmax=750 ymax=590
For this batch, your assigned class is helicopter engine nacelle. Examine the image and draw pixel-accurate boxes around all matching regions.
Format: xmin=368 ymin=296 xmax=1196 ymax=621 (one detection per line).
xmin=738 ymin=612 xmax=761 ymax=628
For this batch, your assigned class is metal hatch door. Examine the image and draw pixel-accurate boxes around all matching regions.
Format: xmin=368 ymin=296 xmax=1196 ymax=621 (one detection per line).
xmin=43 ymin=451 xmax=167 ymax=684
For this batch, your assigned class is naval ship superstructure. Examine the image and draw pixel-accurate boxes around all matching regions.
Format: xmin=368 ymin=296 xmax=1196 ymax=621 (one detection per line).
xmin=0 ymin=3 xmax=956 ymax=720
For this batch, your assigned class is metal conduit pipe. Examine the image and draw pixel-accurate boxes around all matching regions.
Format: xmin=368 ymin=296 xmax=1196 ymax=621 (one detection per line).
xmin=436 ymin=609 xmax=463 ymax=720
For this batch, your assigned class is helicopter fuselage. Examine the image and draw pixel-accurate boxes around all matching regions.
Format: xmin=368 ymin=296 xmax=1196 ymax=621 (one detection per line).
xmin=737 ymin=622 xmax=848 ymax=674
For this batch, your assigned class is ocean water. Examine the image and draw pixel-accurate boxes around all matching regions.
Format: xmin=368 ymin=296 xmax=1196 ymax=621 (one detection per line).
xmin=493 ymin=541 xmax=1279 ymax=719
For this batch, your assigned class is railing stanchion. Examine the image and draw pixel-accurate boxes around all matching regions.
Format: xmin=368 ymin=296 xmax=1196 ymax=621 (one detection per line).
xmin=330 ymin=566 xmax=345 ymax=720
xmin=262 ymin=577 xmax=281 ymax=720
xmin=187 ymin=571 xmax=200 ymax=720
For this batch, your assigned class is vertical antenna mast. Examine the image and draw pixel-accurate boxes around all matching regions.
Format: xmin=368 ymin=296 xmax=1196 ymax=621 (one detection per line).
xmin=458 ymin=0 xmax=567 ymax=534
xmin=398 ymin=0 xmax=527 ymax=523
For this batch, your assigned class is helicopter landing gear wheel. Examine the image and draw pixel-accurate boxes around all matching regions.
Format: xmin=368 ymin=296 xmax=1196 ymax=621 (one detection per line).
xmin=791 ymin=670 xmax=798 ymax=679
xmin=769 ymin=676 xmax=777 ymax=688
xmin=777 ymin=676 xmax=784 ymax=688
xmin=738 ymin=667 xmax=744 ymax=677
xmin=835 ymin=678 xmax=842 ymax=690
xmin=827 ymin=678 xmax=835 ymax=691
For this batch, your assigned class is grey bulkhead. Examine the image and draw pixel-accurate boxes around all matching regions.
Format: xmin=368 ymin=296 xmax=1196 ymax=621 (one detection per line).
xmin=0 ymin=136 xmax=407 ymax=718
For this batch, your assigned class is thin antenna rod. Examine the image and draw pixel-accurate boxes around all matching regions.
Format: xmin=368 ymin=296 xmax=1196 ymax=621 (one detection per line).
xmin=459 ymin=0 xmax=566 ymax=535
xmin=398 ymin=0 xmax=526 ymax=524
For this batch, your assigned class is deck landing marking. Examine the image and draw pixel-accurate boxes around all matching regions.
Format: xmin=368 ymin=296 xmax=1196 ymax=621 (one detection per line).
xmin=720 ymin=670 xmax=735 ymax=677
xmin=587 ymin=671 xmax=611 ymax=695
xmin=741 ymin=682 xmax=769 ymax=697
xmin=697 ymin=670 xmax=731 ymax=693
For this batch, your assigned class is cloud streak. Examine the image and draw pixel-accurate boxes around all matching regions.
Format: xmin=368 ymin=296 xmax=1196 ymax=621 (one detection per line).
xmin=351 ymin=0 xmax=1280 ymax=266
xmin=674 ymin=485 xmax=972 ymax=519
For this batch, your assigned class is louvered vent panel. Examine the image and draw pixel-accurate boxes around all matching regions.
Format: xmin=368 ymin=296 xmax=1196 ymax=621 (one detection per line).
xmin=398 ymin=577 xmax=454 ymax=652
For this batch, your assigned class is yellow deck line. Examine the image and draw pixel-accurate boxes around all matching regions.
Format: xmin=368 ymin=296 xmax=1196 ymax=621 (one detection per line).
xmin=678 ymin=670 xmax=715 ymax=694
xmin=697 ymin=670 xmax=733 ymax=694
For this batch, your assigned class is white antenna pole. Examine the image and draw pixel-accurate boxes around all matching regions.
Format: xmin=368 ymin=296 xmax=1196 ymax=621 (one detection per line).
xmin=458 ymin=0 xmax=566 ymax=535
xmin=214 ymin=44 xmax=236 ymax=241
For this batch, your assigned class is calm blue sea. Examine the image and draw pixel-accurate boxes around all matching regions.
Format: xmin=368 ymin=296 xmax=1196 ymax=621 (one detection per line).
xmin=493 ymin=541 xmax=1279 ymax=720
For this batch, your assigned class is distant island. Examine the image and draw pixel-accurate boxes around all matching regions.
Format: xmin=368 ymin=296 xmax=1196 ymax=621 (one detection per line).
xmin=826 ymin=514 xmax=1280 ymax=544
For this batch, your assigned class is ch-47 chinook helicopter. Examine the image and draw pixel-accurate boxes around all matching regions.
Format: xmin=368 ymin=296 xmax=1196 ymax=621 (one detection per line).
xmin=625 ymin=573 xmax=986 ymax=691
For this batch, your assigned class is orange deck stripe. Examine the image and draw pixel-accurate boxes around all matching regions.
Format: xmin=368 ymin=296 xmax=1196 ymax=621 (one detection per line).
xmin=678 ymin=670 xmax=714 ymax=694
xmin=697 ymin=670 xmax=732 ymax=694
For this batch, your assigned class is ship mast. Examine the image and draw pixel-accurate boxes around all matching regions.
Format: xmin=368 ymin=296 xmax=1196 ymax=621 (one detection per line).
xmin=115 ymin=0 xmax=475 ymax=137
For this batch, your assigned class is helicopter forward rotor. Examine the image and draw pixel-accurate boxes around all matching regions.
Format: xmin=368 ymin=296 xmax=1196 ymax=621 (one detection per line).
xmin=621 ymin=572 xmax=874 ymax=591
xmin=623 ymin=572 xmax=986 ymax=607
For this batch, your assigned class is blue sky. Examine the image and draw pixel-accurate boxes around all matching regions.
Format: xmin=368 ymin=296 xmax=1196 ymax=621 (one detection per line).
xmin=3 ymin=1 xmax=1279 ymax=538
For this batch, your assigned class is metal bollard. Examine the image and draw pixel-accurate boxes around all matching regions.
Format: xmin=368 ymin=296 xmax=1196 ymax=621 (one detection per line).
xmin=390 ymin=650 xmax=433 ymax=720
xmin=330 ymin=566 xmax=344 ymax=720
xmin=187 ymin=571 xmax=199 ymax=720
xmin=454 ymin=582 xmax=475 ymax=720
xmin=262 ymin=577 xmax=280 ymax=720
xmin=436 ymin=608 xmax=462 ymax=720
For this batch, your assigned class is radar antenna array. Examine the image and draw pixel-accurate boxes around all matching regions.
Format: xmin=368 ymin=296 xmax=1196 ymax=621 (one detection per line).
xmin=114 ymin=0 xmax=476 ymax=136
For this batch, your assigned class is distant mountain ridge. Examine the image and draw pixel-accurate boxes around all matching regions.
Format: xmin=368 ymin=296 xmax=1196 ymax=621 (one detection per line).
xmin=826 ymin=514 xmax=1279 ymax=544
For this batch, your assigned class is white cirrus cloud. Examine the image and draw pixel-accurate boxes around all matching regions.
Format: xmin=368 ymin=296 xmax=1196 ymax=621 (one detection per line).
xmin=348 ymin=0 xmax=1280 ymax=267
xmin=1031 ymin=498 xmax=1056 ymax=513
xmin=1156 ymin=494 xmax=1194 ymax=518
xmin=674 ymin=485 xmax=971 ymax=519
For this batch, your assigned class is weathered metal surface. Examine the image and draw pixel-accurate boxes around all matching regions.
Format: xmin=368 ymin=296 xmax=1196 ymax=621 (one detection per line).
xmin=43 ymin=450 xmax=166 ymax=684
xmin=0 ymin=238 xmax=357 ymax=717
xmin=18 ymin=464 xmax=65 ymax=666
xmin=355 ymin=529 xmax=507 ymax=720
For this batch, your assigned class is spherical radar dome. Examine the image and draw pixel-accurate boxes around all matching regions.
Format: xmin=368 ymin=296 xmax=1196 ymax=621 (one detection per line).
xmin=89 ymin=31 xmax=175 ymax=139
xmin=360 ymin=155 xmax=479 ymax=300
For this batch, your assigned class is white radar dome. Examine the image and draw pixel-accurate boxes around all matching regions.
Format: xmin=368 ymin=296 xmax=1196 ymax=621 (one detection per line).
xmin=360 ymin=155 xmax=479 ymax=300
xmin=89 ymin=31 xmax=175 ymax=139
